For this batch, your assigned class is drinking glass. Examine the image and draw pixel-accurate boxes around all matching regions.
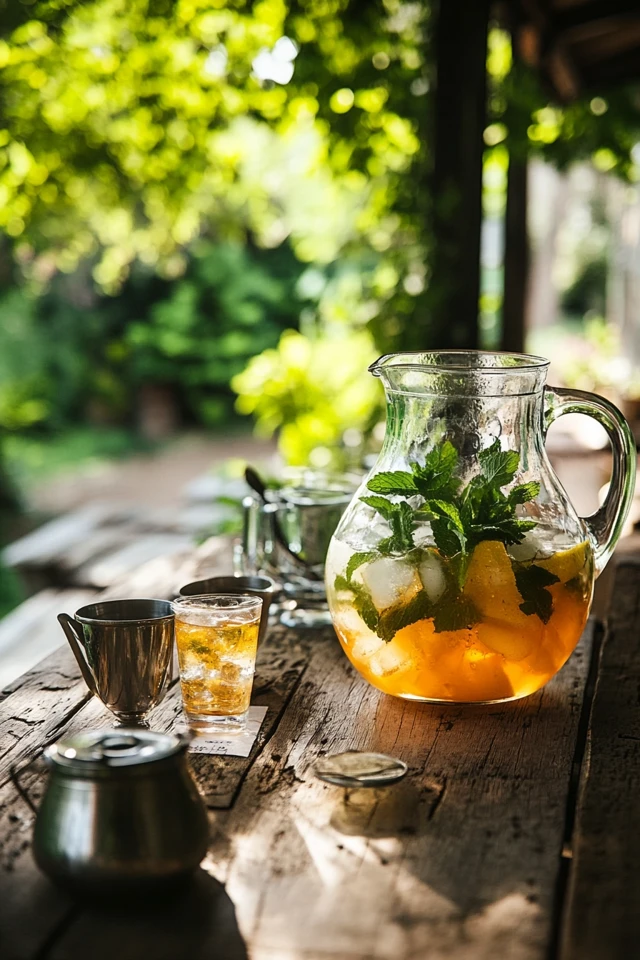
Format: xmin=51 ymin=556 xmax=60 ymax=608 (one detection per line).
xmin=172 ymin=595 xmax=262 ymax=733
xmin=178 ymin=575 xmax=275 ymax=643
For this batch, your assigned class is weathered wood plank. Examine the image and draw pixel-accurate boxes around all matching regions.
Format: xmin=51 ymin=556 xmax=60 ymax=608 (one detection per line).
xmin=44 ymin=872 xmax=249 ymax=960
xmin=0 ymin=621 xmax=594 ymax=960
xmin=0 ymin=763 xmax=76 ymax=960
xmin=100 ymin=533 xmax=233 ymax=601
xmin=3 ymin=503 xmax=135 ymax=569
xmin=0 ymin=646 xmax=91 ymax=787
xmin=0 ymin=625 xmax=312 ymax=958
xmin=559 ymin=563 xmax=640 ymax=960
xmin=0 ymin=527 xmax=598 ymax=960
xmin=86 ymin=533 xmax=194 ymax=588
xmin=0 ymin=589 xmax=97 ymax=691
xmin=194 ymin=625 xmax=594 ymax=960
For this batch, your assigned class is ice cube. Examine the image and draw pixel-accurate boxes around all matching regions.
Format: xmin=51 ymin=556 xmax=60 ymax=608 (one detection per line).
xmin=508 ymin=531 xmax=547 ymax=562
xmin=368 ymin=640 xmax=411 ymax=678
xmin=325 ymin=537 xmax=355 ymax=583
xmin=352 ymin=632 xmax=384 ymax=661
xmin=361 ymin=557 xmax=421 ymax=612
xmin=419 ymin=551 xmax=446 ymax=602
xmin=334 ymin=607 xmax=382 ymax=659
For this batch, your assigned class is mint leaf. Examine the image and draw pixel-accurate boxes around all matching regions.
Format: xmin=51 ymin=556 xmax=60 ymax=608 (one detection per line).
xmin=423 ymin=440 xmax=458 ymax=478
xmin=334 ymin=575 xmax=380 ymax=632
xmin=346 ymin=551 xmax=376 ymax=581
xmin=468 ymin=518 xmax=537 ymax=547
xmin=426 ymin=499 xmax=464 ymax=530
xmin=513 ymin=563 xmax=560 ymax=624
xmin=411 ymin=440 xmax=460 ymax=500
xmin=389 ymin=501 xmax=416 ymax=552
xmin=479 ymin=440 xmax=520 ymax=487
xmin=353 ymin=586 xmax=380 ymax=632
xmin=508 ymin=481 xmax=541 ymax=505
xmin=367 ymin=471 xmax=418 ymax=495
xmin=360 ymin=496 xmax=415 ymax=553
xmin=431 ymin=517 xmax=465 ymax=557
xmin=433 ymin=594 xmax=480 ymax=633
xmin=377 ymin=590 xmax=432 ymax=643
xmin=377 ymin=536 xmax=396 ymax=555
xmin=360 ymin=495 xmax=398 ymax=520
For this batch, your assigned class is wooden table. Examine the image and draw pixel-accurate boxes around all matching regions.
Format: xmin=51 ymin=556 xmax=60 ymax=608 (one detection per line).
xmin=1 ymin=545 xmax=639 ymax=960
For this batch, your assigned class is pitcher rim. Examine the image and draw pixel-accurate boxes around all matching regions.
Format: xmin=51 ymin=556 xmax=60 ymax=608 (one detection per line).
xmin=369 ymin=350 xmax=550 ymax=376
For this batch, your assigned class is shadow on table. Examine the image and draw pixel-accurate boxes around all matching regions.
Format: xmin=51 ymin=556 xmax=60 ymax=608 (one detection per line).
xmin=325 ymin=675 xmax=584 ymax=921
xmin=3 ymin=869 xmax=248 ymax=960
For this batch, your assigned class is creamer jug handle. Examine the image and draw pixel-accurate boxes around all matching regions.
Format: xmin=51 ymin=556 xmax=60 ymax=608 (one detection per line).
xmin=544 ymin=386 xmax=636 ymax=576
xmin=57 ymin=613 xmax=98 ymax=695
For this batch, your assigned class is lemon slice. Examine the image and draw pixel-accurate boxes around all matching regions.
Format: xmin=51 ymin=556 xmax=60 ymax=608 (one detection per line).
xmin=538 ymin=541 xmax=591 ymax=584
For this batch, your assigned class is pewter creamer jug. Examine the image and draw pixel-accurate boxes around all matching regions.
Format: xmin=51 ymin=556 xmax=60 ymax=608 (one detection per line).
xmin=28 ymin=729 xmax=209 ymax=895
xmin=326 ymin=351 xmax=636 ymax=704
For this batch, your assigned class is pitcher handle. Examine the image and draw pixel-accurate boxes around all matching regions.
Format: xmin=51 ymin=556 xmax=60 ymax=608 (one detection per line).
xmin=544 ymin=386 xmax=637 ymax=576
xmin=57 ymin=613 xmax=98 ymax=695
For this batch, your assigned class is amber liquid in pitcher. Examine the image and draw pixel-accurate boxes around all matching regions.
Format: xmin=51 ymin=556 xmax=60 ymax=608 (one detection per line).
xmin=327 ymin=538 xmax=593 ymax=703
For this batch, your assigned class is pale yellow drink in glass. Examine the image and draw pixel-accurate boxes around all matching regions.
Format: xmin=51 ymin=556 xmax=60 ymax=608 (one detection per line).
xmin=172 ymin=595 xmax=262 ymax=732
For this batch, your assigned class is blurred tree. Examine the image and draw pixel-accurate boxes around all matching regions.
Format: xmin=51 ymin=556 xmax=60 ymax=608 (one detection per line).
xmin=232 ymin=327 xmax=382 ymax=465
xmin=485 ymin=25 xmax=640 ymax=351
xmin=126 ymin=239 xmax=304 ymax=424
xmin=0 ymin=0 xmax=428 ymax=313
xmin=0 ymin=1 xmax=639 ymax=483
xmin=0 ymin=239 xmax=304 ymax=435
xmin=0 ymin=0 xmax=430 ymax=517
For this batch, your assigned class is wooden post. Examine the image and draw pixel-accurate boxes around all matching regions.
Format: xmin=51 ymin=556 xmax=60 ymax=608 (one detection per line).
xmin=501 ymin=154 xmax=529 ymax=352
xmin=411 ymin=0 xmax=490 ymax=350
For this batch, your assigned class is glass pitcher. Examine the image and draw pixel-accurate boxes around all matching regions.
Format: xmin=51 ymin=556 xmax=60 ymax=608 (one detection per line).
xmin=326 ymin=351 xmax=636 ymax=704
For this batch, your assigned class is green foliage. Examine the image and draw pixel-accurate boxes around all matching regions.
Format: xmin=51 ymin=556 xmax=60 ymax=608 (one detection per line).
xmin=0 ymin=239 xmax=304 ymax=434
xmin=4 ymin=427 xmax=148 ymax=487
xmin=0 ymin=561 xmax=23 ymax=619
xmin=487 ymin=27 xmax=640 ymax=177
xmin=559 ymin=316 xmax=622 ymax=394
xmin=231 ymin=326 xmax=383 ymax=466
xmin=561 ymin=255 xmax=608 ymax=318
xmin=0 ymin=0 xmax=430 ymax=320
xmin=126 ymin=240 xmax=303 ymax=425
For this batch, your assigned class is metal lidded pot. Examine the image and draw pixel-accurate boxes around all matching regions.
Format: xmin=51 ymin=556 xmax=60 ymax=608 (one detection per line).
xmin=21 ymin=729 xmax=209 ymax=896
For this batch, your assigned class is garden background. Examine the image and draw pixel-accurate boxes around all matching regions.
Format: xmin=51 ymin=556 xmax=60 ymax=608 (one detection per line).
xmin=1 ymin=0 xmax=640 ymax=620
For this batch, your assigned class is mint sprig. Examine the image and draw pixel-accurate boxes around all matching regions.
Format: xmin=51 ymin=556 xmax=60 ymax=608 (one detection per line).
xmin=361 ymin=439 xmax=539 ymax=560
xmin=335 ymin=438 xmax=551 ymax=642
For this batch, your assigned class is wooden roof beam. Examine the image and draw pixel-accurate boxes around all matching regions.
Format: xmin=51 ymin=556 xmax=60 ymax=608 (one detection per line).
xmin=581 ymin=43 xmax=640 ymax=86
xmin=555 ymin=0 xmax=640 ymax=34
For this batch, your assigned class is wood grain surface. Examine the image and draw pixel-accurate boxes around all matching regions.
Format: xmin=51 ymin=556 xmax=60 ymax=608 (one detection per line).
xmin=559 ymin=561 xmax=640 ymax=959
xmin=0 ymin=611 xmax=596 ymax=960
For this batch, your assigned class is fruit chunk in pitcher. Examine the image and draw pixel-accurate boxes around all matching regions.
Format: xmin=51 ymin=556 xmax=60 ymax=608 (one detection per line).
xmin=327 ymin=539 xmax=593 ymax=703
